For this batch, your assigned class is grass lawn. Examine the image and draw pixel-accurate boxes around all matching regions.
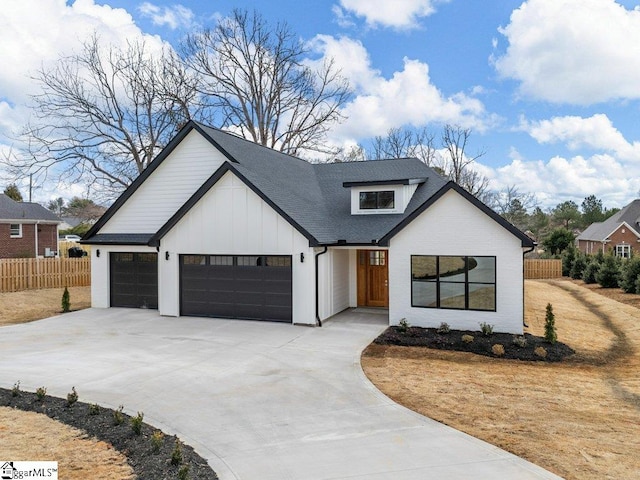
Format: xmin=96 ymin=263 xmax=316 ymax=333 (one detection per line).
xmin=362 ymin=279 xmax=640 ymax=480
xmin=0 ymin=286 xmax=91 ymax=326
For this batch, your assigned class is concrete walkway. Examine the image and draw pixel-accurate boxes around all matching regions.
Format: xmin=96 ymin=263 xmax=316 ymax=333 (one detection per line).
xmin=0 ymin=308 xmax=562 ymax=479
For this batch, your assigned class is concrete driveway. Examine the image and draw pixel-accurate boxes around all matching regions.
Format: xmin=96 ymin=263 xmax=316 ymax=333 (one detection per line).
xmin=0 ymin=308 xmax=561 ymax=479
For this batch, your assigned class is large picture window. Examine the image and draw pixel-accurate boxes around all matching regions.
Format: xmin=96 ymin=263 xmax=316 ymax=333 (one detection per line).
xmin=411 ymin=255 xmax=496 ymax=311
xmin=359 ymin=191 xmax=395 ymax=210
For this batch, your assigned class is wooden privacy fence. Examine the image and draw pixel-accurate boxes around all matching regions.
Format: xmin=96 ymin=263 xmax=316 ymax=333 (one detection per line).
xmin=0 ymin=257 xmax=91 ymax=292
xmin=524 ymin=259 xmax=563 ymax=279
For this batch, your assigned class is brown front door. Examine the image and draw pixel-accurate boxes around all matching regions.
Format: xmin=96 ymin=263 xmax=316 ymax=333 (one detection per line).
xmin=357 ymin=250 xmax=389 ymax=307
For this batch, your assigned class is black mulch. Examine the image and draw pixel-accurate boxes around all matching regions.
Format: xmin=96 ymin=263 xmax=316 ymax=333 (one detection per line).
xmin=0 ymin=387 xmax=218 ymax=480
xmin=374 ymin=326 xmax=575 ymax=362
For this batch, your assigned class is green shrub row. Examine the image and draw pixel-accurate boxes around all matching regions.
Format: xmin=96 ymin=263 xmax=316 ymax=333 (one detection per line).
xmin=563 ymin=246 xmax=640 ymax=292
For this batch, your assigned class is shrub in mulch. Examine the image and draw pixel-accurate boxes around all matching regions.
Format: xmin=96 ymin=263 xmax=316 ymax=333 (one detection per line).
xmin=375 ymin=326 xmax=575 ymax=362
xmin=0 ymin=387 xmax=218 ymax=480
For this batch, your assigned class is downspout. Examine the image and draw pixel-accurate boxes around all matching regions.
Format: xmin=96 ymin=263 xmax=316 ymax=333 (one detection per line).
xmin=522 ymin=244 xmax=535 ymax=328
xmin=34 ymin=220 xmax=39 ymax=258
xmin=315 ymin=246 xmax=329 ymax=327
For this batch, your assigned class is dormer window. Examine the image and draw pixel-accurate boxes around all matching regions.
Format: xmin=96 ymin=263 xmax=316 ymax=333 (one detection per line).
xmin=359 ymin=191 xmax=395 ymax=210
xmin=345 ymin=177 xmax=426 ymax=215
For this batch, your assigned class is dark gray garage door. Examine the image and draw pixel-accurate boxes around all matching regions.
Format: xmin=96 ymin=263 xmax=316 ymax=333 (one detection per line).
xmin=180 ymin=255 xmax=292 ymax=322
xmin=110 ymin=252 xmax=158 ymax=309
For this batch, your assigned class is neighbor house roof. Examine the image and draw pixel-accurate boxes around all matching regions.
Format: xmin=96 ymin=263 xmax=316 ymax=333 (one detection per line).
xmin=84 ymin=121 xmax=534 ymax=248
xmin=0 ymin=194 xmax=60 ymax=223
xmin=577 ymin=199 xmax=640 ymax=242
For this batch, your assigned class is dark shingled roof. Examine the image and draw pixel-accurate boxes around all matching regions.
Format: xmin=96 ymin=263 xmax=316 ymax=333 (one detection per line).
xmin=84 ymin=121 xmax=533 ymax=248
xmin=577 ymin=199 xmax=640 ymax=242
xmin=0 ymin=194 xmax=60 ymax=222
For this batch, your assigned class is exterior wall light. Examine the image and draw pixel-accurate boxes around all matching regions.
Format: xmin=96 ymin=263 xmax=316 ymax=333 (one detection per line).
xmin=300 ymin=252 xmax=305 ymax=263
xmin=96 ymin=249 xmax=100 ymax=258
xmin=165 ymin=251 xmax=170 ymax=260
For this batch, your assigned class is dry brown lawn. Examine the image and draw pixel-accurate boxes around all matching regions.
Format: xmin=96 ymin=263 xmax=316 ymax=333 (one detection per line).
xmin=0 ymin=408 xmax=133 ymax=479
xmin=0 ymin=286 xmax=91 ymax=326
xmin=0 ymin=287 xmax=133 ymax=478
xmin=362 ymin=279 xmax=640 ymax=480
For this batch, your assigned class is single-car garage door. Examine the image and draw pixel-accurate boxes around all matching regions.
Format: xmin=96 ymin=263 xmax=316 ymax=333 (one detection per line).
xmin=110 ymin=252 xmax=158 ymax=309
xmin=180 ymin=255 xmax=292 ymax=322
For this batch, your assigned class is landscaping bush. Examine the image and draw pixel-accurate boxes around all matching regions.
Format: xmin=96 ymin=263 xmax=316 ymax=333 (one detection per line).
xmin=544 ymin=303 xmax=557 ymax=344
xmin=61 ymin=286 xmax=70 ymax=313
xmin=570 ymin=253 xmax=587 ymax=279
xmin=562 ymin=245 xmax=577 ymax=276
xmin=596 ymin=255 xmax=621 ymax=288
xmin=620 ymin=256 xmax=640 ymax=293
xmin=582 ymin=259 xmax=599 ymax=284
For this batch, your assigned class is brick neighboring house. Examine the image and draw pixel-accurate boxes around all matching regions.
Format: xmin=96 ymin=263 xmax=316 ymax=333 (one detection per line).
xmin=0 ymin=194 xmax=61 ymax=258
xmin=577 ymin=199 xmax=640 ymax=257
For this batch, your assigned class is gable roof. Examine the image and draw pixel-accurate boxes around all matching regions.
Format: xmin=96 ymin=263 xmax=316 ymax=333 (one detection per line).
xmin=0 ymin=194 xmax=60 ymax=223
xmin=84 ymin=121 xmax=533 ymax=248
xmin=577 ymin=199 xmax=640 ymax=242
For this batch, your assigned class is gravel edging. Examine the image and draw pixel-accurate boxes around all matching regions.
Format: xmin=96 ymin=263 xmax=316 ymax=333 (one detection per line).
xmin=0 ymin=387 xmax=218 ymax=480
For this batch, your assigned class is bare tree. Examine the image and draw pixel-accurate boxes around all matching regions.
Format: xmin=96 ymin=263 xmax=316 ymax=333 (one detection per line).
xmin=369 ymin=127 xmax=437 ymax=165
xmin=183 ymin=9 xmax=351 ymax=156
xmin=2 ymin=34 xmax=201 ymax=199
xmin=489 ymin=185 xmax=538 ymax=230
xmin=439 ymin=124 xmax=490 ymax=200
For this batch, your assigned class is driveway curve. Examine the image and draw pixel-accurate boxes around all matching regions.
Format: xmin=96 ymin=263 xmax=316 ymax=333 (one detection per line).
xmin=0 ymin=308 xmax=561 ymax=479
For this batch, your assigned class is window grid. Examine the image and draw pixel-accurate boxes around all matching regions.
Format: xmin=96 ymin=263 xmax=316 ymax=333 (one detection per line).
xmin=9 ymin=224 xmax=21 ymax=238
xmin=411 ymin=255 xmax=496 ymax=312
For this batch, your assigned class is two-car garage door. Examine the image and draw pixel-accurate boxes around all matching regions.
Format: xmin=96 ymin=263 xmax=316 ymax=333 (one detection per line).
xmin=180 ymin=254 xmax=292 ymax=322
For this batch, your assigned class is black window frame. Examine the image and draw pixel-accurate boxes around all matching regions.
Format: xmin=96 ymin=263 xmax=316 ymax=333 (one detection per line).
xmin=410 ymin=255 xmax=496 ymax=312
xmin=359 ymin=190 xmax=395 ymax=210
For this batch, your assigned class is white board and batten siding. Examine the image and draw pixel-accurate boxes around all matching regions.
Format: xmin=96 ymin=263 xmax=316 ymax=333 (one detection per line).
xmin=317 ymin=248 xmax=351 ymax=320
xmin=389 ymin=189 xmax=525 ymax=334
xmin=100 ymin=130 xmax=226 ymax=234
xmin=159 ymin=171 xmax=316 ymax=324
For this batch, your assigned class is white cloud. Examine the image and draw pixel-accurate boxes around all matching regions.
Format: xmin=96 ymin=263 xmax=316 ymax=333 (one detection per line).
xmin=521 ymin=114 xmax=640 ymax=161
xmin=494 ymin=0 xmax=640 ymax=104
xmin=482 ymin=151 xmax=639 ymax=209
xmin=307 ymin=35 xmax=495 ymax=144
xmin=334 ymin=0 xmax=444 ymax=29
xmin=138 ymin=2 xmax=194 ymax=29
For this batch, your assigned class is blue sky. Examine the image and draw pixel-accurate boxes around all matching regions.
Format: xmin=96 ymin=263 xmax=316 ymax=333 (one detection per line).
xmin=2 ymin=0 xmax=640 ymax=209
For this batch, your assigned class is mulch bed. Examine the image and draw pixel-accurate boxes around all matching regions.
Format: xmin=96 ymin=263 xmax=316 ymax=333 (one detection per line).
xmin=0 ymin=387 xmax=218 ymax=480
xmin=374 ymin=326 xmax=575 ymax=362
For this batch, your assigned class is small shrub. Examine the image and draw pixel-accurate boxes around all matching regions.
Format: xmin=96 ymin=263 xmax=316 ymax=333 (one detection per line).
xmin=479 ymin=322 xmax=494 ymax=336
xmin=596 ymin=254 xmax=621 ymax=288
xmin=150 ymin=430 xmax=164 ymax=453
xmin=512 ymin=335 xmax=527 ymax=348
xmin=397 ymin=318 xmax=410 ymax=333
xmin=534 ymin=346 xmax=547 ymax=358
xmin=634 ymin=275 xmax=640 ymax=295
xmin=36 ymin=386 xmax=47 ymax=401
xmin=491 ymin=344 xmax=505 ymax=356
xmin=61 ymin=286 xmax=70 ymax=313
xmin=461 ymin=334 xmax=474 ymax=344
xmin=171 ymin=440 xmax=183 ymax=466
xmin=544 ymin=303 xmax=557 ymax=344
xmin=88 ymin=403 xmax=100 ymax=416
xmin=131 ymin=411 xmax=144 ymax=435
xmin=178 ymin=465 xmax=190 ymax=480
xmin=436 ymin=322 xmax=450 ymax=334
xmin=66 ymin=386 xmax=78 ymax=407
xmin=113 ymin=405 xmax=125 ymax=426
xmin=570 ymin=254 xmax=587 ymax=279
xmin=620 ymin=256 xmax=640 ymax=293
xmin=562 ymin=245 xmax=576 ymax=276
xmin=11 ymin=380 xmax=20 ymax=397
xmin=582 ymin=260 xmax=599 ymax=284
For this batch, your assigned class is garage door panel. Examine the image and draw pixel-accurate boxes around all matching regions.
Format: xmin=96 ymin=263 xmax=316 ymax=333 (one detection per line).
xmin=180 ymin=254 xmax=292 ymax=322
xmin=110 ymin=253 xmax=158 ymax=309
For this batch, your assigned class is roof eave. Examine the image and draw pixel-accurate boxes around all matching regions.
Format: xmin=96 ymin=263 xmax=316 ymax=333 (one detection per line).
xmin=378 ymin=181 xmax=535 ymax=248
